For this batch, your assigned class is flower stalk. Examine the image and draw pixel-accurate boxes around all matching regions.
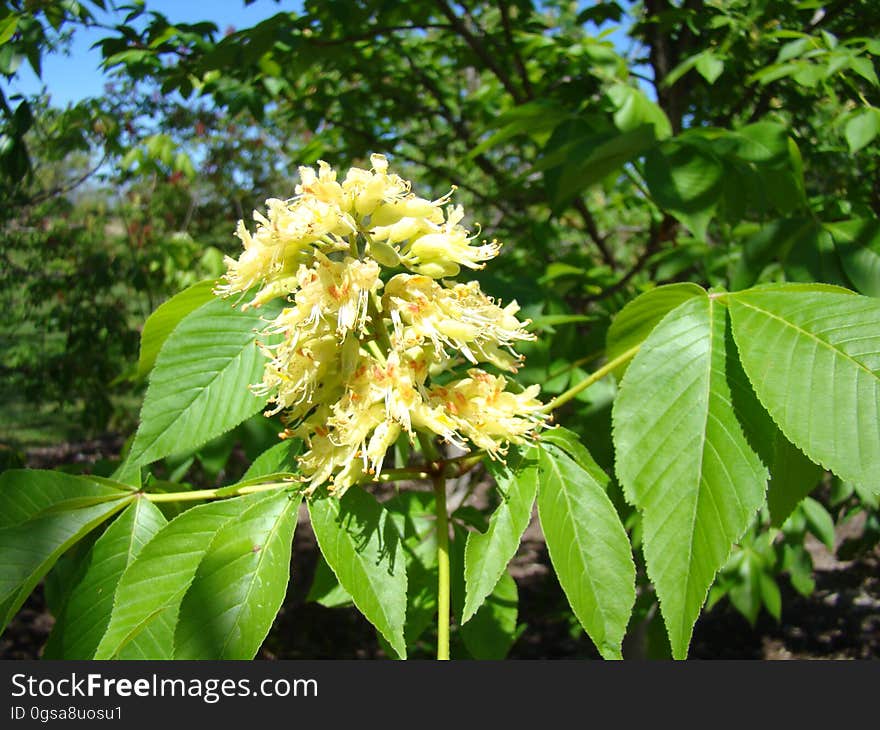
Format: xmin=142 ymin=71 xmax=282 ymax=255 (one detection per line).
xmin=432 ymin=470 xmax=451 ymax=661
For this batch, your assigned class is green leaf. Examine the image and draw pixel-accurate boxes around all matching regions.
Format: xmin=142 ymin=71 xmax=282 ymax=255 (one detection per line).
xmin=733 ymin=122 xmax=790 ymax=164
xmin=0 ymin=495 xmax=133 ymax=632
xmin=0 ymin=16 xmax=18 ymax=45
xmin=0 ymin=470 xmax=124 ymax=528
xmin=242 ymin=439 xmax=302 ymax=481
xmin=127 ymin=297 xmax=280 ymax=467
xmin=782 ymin=543 xmax=815 ymax=596
xmin=827 ymin=218 xmax=880 ymax=298
xmin=308 ymin=489 xmax=407 ymax=659
xmin=695 ymin=51 xmax=724 ymax=84
xmin=727 ymin=336 xmax=823 ymax=527
xmin=462 ymin=448 xmax=538 ymax=623
xmin=467 ymin=100 xmax=569 ymax=158
xmin=44 ymin=499 xmax=167 ymax=659
xmin=460 ymin=570 xmax=519 ymax=659
xmin=749 ymin=61 xmax=800 ymax=85
xmin=94 ymin=492 xmax=273 ymax=659
xmin=543 ymin=123 xmax=657 ymax=210
xmin=175 ymin=490 xmax=301 ymax=659
xmin=844 ymin=108 xmax=880 ymax=153
xmin=607 ymin=84 xmax=672 ymax=139
xmin=307 ymin=554 xmax=353 ymax=608
xmin=134 ymin=280 xmax=218 ymax=380
xmin=605 ymin=283 xmax=706 ymax=378
xmin=613 ymin=295 xmax=768 ymax=658
xmin=734 ymin=218 xmax=849 ymax=289
xmin=728 ymin=551 xmax=762 ymax=626
xmin=536 ymin=443 xmax=635 ymax=660
xmin=728 ymin=288 xmax=880 ymax=495
xmin=383 ymin=491 xmax=438 ymax=646
xmin=644 ymin=140 xmax=724 ymax=240
xmin=759 ymin=572 xmax=782 ymax=621
xmin=850 ymin=56 xmax=879 ymax=87
xmin=663 ymin=53 xmax=701 ymax=87
xmin=539 ymin=426 xmax=609 ymax=484
xmin=801 ymin=497 xmax=836 ymax=552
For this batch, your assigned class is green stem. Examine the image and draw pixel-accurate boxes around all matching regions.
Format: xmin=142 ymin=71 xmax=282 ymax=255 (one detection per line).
xmin=417 ymin=430 xmax=441 ymax=463
xmin=432 ymin=471 xmax=451 ymax=661
xmin=143 ymin=481 xmax=290 ymax=503
xmin=542 ymin=344 xmax=640 ymax=413
xmin=442 ymin=452 xmax=485 ymax=478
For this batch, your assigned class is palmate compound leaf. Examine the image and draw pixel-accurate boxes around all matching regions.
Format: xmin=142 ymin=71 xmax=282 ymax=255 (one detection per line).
xmin=308 ymin=487 xmax=408 ymax=659
xmin=175 ymin=490 xmax=301 ymax=659
xmin=727 ymin=287 xmax=880 ymax=496
xmin=536 ymin=442 xmax=635 ymax=660
xmin=462 ymin=446 xmax=539 ymax=623
xmin=94 ymin=491 xmax=278 ymax=659
xmin=126 ymin=296 xmax=281 ymax=468
xmin=612 ymin=294 xmax=768 ymax=659
xmin=43 ymin=498 xmax=167 ymax=659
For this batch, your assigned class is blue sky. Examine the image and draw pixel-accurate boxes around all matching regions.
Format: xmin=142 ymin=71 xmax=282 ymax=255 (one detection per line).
xmin=8 ymin=0 xmax=292 ymax=106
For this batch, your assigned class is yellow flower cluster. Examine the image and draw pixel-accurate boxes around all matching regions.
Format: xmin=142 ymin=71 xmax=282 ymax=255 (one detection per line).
xmin=219 ymin=154 xmax=545 ymax=494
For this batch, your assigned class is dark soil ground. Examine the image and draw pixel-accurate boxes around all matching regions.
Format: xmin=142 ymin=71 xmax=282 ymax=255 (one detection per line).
xmin=2 ymin=440 xmax=878 ymax=660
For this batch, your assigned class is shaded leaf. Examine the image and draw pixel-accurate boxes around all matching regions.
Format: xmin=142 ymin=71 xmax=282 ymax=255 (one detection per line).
xmin=827 ymin=218 xmax=880 ymax=298
xmin=644 ymin=140 xmax=723 ymax=240
xmin=242 ymin=439 xmax=303 ymax=481
xmin=0 ymin=470 xmax=124 ymax=528
xmin=462 ymin=448 xmax=538 ymax=623
xmin=0 ymin=495 xmax=133 ymax=632
xmin=94 ymin=492 xmax=273 ymax=658
xmin=727 ymin=330 xmax=823 ymax=526
xmin=460 ymin=570 xmax=519 ymax=659
xmin=308 ymin=489 xmax=407 ymax=658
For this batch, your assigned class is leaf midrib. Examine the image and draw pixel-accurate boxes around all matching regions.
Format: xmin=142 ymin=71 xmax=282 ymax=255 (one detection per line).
xmin=678 ymin=297 xmax=715 ymax=647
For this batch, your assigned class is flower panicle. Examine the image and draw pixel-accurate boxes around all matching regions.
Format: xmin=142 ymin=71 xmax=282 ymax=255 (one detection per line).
xmin=218 ymin=154 xmax=545 ymax=495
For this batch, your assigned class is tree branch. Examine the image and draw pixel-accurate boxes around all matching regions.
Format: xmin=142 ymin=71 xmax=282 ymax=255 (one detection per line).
xmin=573 ymin=197 xmax=617 ymax=270
xmin=433 ymin=0 xmax=525 ymax=103
xmin=305 ymin=23 xmax=453 ymax=46
xmin=497 ymin=0 xmax=533 ymax=100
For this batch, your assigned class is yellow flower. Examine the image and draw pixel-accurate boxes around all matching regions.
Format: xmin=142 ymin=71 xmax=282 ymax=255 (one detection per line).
xmin=423 ymin=370 xmax=545 ymax=456
xmin=219 ymin=154 xmax=545 ymax=495
xmin=383 ymin=274 xmax=533 ymax=370
xmin=402 ymin=205 xmax=501 ymax=278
